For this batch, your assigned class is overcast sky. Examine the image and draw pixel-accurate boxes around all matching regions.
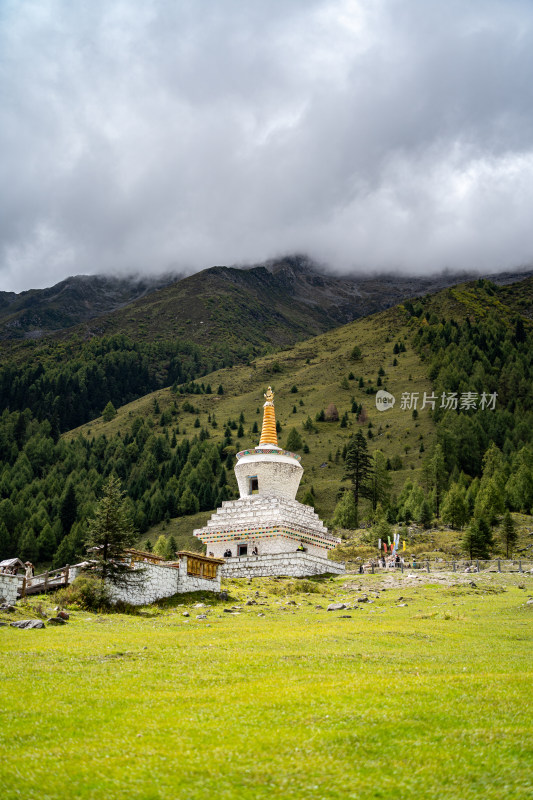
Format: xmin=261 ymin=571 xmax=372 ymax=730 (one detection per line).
xmin=2 ymin=0 xmax=533 ymax=292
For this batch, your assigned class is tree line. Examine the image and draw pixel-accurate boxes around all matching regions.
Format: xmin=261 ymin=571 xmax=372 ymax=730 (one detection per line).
xmin=0 ymin=406 xmax=235 ymax=567
xmin=0 ymin=334 xmax=250 ymax=433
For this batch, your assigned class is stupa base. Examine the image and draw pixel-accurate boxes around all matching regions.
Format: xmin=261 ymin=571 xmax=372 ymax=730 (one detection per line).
xmin=221 ymin=550 xmax=345 ymax=579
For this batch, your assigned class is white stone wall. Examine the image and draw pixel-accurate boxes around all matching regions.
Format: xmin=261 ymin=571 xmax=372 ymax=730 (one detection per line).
xmin=221 ymin=552 xmax=345 ymax=578
xmin=235 ymin=455 xmax=303 ymax=500
xmin=107 ymin=562 xmax=180 ymax=605
xmin=210 ymin=535 xmax=327 ymax=560
xmin=106 ymin=560 xmax=221 ymax=606
xmin=178 ymin=573 xmax=222 ymax=593
xmin=0 ymin=574 xmax=18 ymax=605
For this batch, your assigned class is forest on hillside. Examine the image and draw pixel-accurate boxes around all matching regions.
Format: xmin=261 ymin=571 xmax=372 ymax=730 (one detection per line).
xmin=0 ymin=283 xmax=532 ymax=567
xmin=0 ymin=334 xmax=249 ymax=434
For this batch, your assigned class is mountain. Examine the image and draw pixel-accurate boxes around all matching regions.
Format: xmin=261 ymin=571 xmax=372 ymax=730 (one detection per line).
xmin=1 ymin=259 xmax=532 ymax=436
xmin=2 ymin=255 xmax=531 ymax=342
xmin=0 ymin=273 xmax=181 ymax=339
xmin=1 ymin=273 xmax=531 ymax=566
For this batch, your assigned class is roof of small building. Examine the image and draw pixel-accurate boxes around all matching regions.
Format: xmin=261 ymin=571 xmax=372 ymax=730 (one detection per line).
xmin=124 ymin=548 xmax=165 ymax=563
xmin=177 ymin=551 xmax=225 ymax=565
xmin=0 ymin=558 xmax=25 ymax=569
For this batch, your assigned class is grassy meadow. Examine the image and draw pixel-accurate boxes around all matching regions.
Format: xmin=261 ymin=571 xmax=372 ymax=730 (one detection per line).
xmin=1 ymin=571 xmax=532 ymax=800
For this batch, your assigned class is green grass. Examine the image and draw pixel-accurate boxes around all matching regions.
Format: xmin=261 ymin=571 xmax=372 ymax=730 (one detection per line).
xmin=1 ymin=572 xmax=532 ymax=799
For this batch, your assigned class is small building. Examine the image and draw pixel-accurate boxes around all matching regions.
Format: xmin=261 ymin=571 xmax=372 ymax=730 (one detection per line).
xmin=194 ymin=387 xmax=345 ymax=578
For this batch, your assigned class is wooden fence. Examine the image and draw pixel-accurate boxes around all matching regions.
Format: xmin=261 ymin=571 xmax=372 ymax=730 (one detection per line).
xmin=345 ymin=558 xmax=533 ymax=575
xmin=17 ymin=565 xmax=72 ymax=598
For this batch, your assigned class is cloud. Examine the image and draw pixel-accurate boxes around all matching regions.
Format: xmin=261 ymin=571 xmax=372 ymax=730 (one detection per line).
xmin=1 ymin=0 xmax=533 ymax=291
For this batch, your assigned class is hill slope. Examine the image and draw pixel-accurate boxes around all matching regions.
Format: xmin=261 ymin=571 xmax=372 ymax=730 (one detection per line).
xmin=1 ymin=274 xmax=531 ymax=566
xmin=3 ymin=258 xmax=532 ymax=435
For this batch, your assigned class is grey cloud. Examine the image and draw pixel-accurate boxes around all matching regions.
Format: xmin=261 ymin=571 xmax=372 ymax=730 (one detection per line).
xmin=1 ymin=0 xmax=533 ymax=291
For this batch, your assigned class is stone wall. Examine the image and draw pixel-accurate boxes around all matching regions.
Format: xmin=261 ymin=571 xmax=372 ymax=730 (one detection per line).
xmin=209 ymin=535 xmax=326 ymax=560
xmin=106 ymin=557 xmax=221 ymax=606
xmin=0 ymin=573 xmax=18 ymax=605
xmin=107 ymin=562 xmax=180 ymax=605
xmin=221 ymin=551 xmax=345 ymax=579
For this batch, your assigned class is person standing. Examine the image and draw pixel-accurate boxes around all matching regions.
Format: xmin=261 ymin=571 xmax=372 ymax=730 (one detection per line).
xmin=25 ymin=561 xmax=34 ymax=586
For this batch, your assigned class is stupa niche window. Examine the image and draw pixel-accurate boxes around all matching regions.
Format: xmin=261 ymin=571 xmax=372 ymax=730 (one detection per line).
xmin=238 ymin=544 xmax=248 ymax=557
xmin=248 ymin=476 xmax=259 ymax=494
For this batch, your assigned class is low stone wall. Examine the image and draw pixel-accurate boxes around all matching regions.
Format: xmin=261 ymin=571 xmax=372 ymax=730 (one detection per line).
xmin=107 ymin=562 xmax=180 ymax=606
xmin=0 ymin=574 xmax=18 ymax=605
xmin=106 ymin=558 xmax=222 ymax=606
xmin=221 ymin=552 xmax=345 ymax=579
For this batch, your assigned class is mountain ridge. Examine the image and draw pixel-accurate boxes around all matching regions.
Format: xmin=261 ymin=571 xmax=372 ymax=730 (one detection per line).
xmin=2 ymin=255 xmax=532 ymax=341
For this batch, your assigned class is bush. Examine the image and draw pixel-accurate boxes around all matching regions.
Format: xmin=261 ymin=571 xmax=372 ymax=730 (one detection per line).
xmin=56 ymin=573 xmax=112 ymax=612
xmin=325 ymin=403 xmax=339 ymax=421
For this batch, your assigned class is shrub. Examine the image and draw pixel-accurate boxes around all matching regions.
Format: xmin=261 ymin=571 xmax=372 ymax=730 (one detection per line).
xmin=56 ymin=573 xmax=112 ymax=612
xmin=325 ymin=403 xmax=339 ymax=421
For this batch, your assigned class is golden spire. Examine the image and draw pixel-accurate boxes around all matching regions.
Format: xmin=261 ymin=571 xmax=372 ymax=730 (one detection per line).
xmin=259 ymin=386 xmax=278 ymax=447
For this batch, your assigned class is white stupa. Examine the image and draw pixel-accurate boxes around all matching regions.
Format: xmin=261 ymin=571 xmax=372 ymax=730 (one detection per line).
xmin=193 ymin=387 xmax=345 ymax=577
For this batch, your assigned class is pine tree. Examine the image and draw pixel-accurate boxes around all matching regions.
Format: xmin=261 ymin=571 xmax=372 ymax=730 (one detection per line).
xmin=501 ymin=510 xmax=517 ymax=558
xmin=372 ymin=512 xmax=392 ymax=547
xmin=286 ymin=428 xmax=303 ymax=451
xmin=165 ymin=535 xmax=178 ymax=561
xmin=19 ymin=529 xmax=38 ymax=563
xmin=0 ymin=521 xmax=10 ymax=559
xmin=52 ymin=530 xmax=78 ymax=569
xmin=303 ymin=416 xmax=315 ymax=432
xmin=60 ymin=482 xmax=78 ymax=536
xmin=462 ymin=517 xmax=493 ymax=560
xmin=38 ymin=523 xmax=57 ymax=561
xmin=180 ymin=487 xmax=199 ymax=515
xmin=430 ymin=444 xmax=447 ymax=518
xmin=154 ymin=535 xmax=168 ymax=558
xmin=441 ymin=484 xmax=469 ymax=529
xmin=418 ymin=499 xmax=433 ymax=529
xmin=474 ymin=477 xmax=504 ymax=525
xmin=343 ymin=431 xmax=373 ymax=527
xmin=102 ymin=401 xmax=117 ymax=422
xmin=332 ymin=491 xmax=358 ymax=529
xmin=85 ymin=475 xmax=137 ymax=584
xmin=368 ymin=450 xmax=392 ymax=511
xmin=302 ymin=489 xmax=315 ymax=508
